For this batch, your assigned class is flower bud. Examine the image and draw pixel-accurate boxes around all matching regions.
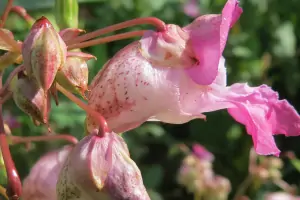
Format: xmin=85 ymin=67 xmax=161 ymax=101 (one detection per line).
xmin=10 ymin=72 xmax=50 ymax=124
xmin=59 ymin=28 xmax=84 ymax=42
xmin=22 ymin=16 xmax=67 ymax=91
xmin=55 ymin=0 xmax=79 ymax=29
xmin=57 ymin=132 xmax=150 ymax=200
xmin=22 ymin=145 xmax=73 ymax=200
xmin=56 ymin=51 xmax=94 ymax=97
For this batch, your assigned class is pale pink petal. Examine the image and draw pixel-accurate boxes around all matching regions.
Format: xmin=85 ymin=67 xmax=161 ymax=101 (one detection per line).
xmin=22 ymin=145 xmax=72 ymax=200
xmin=183 ymin=0 xmax=200 ymax=18
xmin=184 ymin=0 xmax=242 ymax=85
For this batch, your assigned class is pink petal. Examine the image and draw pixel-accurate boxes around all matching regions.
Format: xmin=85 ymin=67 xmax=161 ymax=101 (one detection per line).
xmin=22 ymin=145 xmax=72 ymax=200
xmin=184 ymin=0 xmax=242 ymax=85
xmin=192 ymin=144 xmax=214 ymax=161
xmin=225 ymin=84 xmax=300 ymax=156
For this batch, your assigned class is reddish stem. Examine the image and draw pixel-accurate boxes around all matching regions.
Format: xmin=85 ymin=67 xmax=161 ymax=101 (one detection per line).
xmin=56 ymin=84 xmax=110 ymax=137
xmin=0 ymin=109 xmax=21 ymax=199
xmin=0 ymin=65 xmax=25 ymax=98
xmin=10 ymin=6 xmax=35 ymax=26
xmin=0 ymin=0 xmax=14 ymax=28
xmin=0 ymin=91 xmax=12 ymax=105
xmin=10 ymin=134 xmax=78 ymax=145
xmin=67 ymin=17 xmax=166 ymax=45
xmin=67 ymin=30 xmax=145 ymax=50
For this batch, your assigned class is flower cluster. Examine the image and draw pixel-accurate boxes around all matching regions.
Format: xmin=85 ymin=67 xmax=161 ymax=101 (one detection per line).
xmin=177 ymin=144 xmax=231 ymax=200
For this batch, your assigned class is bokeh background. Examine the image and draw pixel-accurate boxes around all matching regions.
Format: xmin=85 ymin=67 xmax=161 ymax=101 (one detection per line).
xmin=1 ymin=0 xmax=300 ymax=199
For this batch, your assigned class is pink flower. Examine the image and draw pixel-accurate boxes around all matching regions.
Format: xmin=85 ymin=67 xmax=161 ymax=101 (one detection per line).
xmin=192 ymin=144 xmax=214 ymax=161
xmin=57 ymin=132 xmax=150 ymax=200
xmin=87 ymin=0 xmax=300 ymax=156
xmin=183 ymin=0 xmax=200 ymax=18
xmin=22 ymin=145 xmax=72 ymax=200
xmin=265 ymin=192 xmax=300 ymax=200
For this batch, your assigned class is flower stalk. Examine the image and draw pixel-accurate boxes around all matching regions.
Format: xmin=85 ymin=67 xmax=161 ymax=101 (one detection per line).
xmin=67 ymin=30 xmax=146 ymax=50
xmin=66 ymin=17 xmax=166 ymax=45
xmin=56 ymin=84 xmax=109 ymax=137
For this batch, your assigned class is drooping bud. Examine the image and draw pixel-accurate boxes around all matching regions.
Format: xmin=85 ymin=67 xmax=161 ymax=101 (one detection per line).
xmin=10 ymin=72 xmax=51 ymax=124
xmin=56 ymin=51 xmax=94 ymax=97
xmin=22 ymin=145 xmax=73 ymax=200
xmin=22 ymin=16 xmax=67 ymax=91
xmin=57 ymin=132 xmax=150 ymax=200
xmin=59 ymin=28 xmax=84 ymax=42
xmin=55 ymin=0 xmax=79 ymax=29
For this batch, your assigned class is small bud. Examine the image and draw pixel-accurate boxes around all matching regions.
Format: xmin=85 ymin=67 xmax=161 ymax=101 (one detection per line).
xmin=56 ymin=51 xmax=94 ymax=97
xmin=11 ymin=72 xmax=50 ymax=124
xmin=57 ymin=132 xmax=150 ymax=200
xmin=59 ymin=28 xmax=84 ymax=42
xmin=22 ymin=145 xmax=73 ymax=200
xmin=22 ymin=16 xmax=67 ymax=91
xmin=55 ymin=0 xmax=79 ymax=29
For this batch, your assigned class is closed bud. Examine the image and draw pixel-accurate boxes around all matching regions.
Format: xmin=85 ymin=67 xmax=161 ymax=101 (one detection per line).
xmin=22 ymin=16 xmax=67 ymax=91
xmin=56 ymin=51 xmax=94 ymax=97
xmin=59 ymin=28 xmax=84 ymax=42
xmin=57 ymin=131 xmax=150 ymax=200
xmin=11 ymin=72 xmax=51 ymax=124
xmin=55 ymin=0 xmax=79 ymax=29
xmin=22 ymin=145 xmax=73 ymax=200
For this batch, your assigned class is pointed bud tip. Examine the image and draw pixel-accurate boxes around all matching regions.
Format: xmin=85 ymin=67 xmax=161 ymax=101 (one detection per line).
xmin=32 ymin=16 xmax=52 ymax=29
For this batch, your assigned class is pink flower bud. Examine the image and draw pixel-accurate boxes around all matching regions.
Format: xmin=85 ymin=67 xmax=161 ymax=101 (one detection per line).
xmin=57 ymin=132 xmax=150 ymax=200
xmin=22 ymin=145 xmax=72 ymax=200
xmin=11 ymin=72 xmax=51 ymax=124
xmin=59 ymin=28 xmax=85 ymax=42
xmin=22 ymin=16 xmax=67 ymax=91
xmin=56 ymin=51 xmax=94 ymax=96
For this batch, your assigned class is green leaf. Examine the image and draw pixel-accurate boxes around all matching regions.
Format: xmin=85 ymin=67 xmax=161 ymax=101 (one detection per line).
xmin=272 ymin=21 xmax=296 ymax=58
xmin=290 ymin=158 xmax=300 ymax=172
xmin=142 ymin=164 xmax=163 ymax=189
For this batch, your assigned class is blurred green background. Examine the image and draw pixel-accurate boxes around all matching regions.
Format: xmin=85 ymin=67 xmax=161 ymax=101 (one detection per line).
xmin=1 ymin=0 xmax=300 ymax=199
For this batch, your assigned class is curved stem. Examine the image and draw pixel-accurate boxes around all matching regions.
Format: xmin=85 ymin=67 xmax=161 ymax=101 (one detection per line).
xmin=10 ymin=6 xmax=35 ymax=26
xmin=0 ymin=0 xmax=14 ymax=28
xmin=0 ymin=110 xmax=21 ymax=200
xmin=56 ymin=84 xmax=110 ymax=136
xmin=0 ymin=185 xmax=8 ymax=200
xmin=67 ymin=30 xmax=145 ymax=50
xmin=0 ymin=65 xmax=25 ymax=98
xmin=67 ymin=17 xmax=166 ymax=45
xmin=10 ymin=134 xmax=78 ymax=145
xmin=233 ymin=175 xmax=252 ymax=200
xmin=0 ymin=91 xmax=12 ymax=105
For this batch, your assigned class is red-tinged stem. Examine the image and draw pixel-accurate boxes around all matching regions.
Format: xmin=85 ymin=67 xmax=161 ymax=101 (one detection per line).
xmin=56 ymin=84 xmax=110 ymax=137
xmin=68 ymin=30 xmax=145 ymax=50
xmin=0 ymin=99 xmax=21 ymax=200
xmin=0 ymin=0 xmax=14 ymax=28
xmin=0 ymin=29 xmax=20 ymax=53
xmin=66 ymin=17 xmax=166 ymax=45
xmin=0 ymin=65 xmax=25 ymax=98
xmin=10 ymin=134 xmax=78 ymax=145
xmin=10 ymin=6 xmax=35 ymax=26
xmin=0 ymin=91 xmax=12 ymax=105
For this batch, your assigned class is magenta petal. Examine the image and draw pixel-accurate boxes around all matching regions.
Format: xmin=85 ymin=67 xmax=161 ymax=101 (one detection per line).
xmin=225 ymin=84 xmax=300 ymax=156
xmin=184 ymin=0 xmax=242 ymax=85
